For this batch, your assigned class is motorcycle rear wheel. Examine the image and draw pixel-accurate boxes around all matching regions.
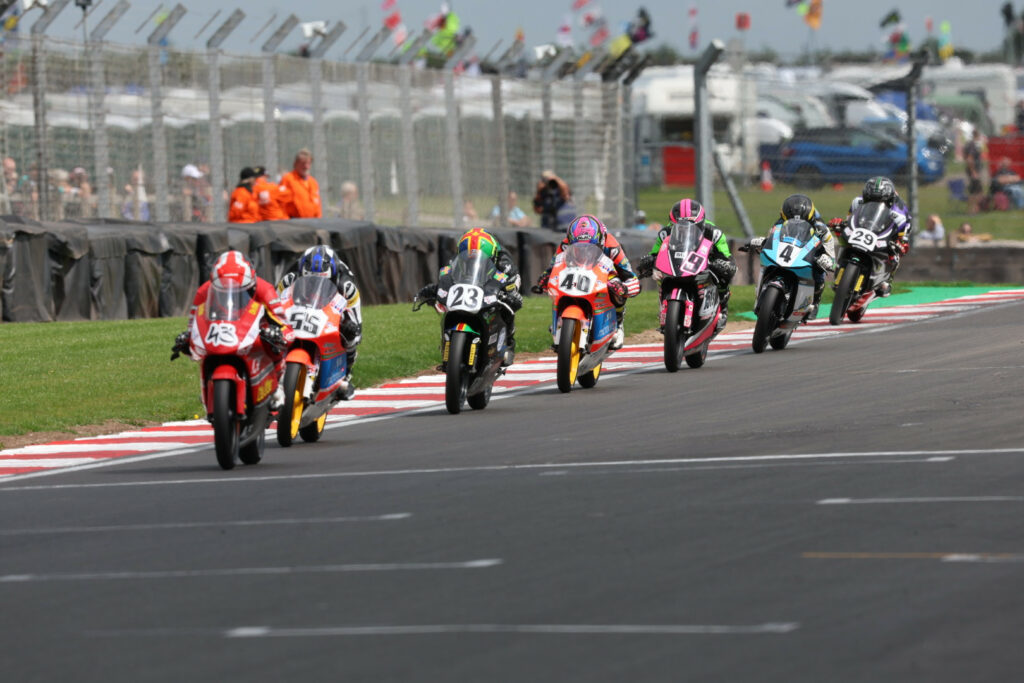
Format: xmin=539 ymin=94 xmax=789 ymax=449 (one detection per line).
xmin=753 ymin=287 xmax=780 ymax=354
xmin=556 ymin=318 xmax=581 ymax=393
xmin=685 ymin=342 xmax=708 ymax=368
xmin=239 ymin=427 xmax=264 ymax=465
xmin=467 ymin=382 xmax=492 ymax=410
xmin=299 ymin=413 xmax=327 ymax=442
xmin=663 ymin=299 xmax=685 ymax=373
xmin=847 ymin=306 xmax=865 ymax=323
xmin=212 ymin=379 xmax=239 ymax=470
xmin=276 ymin=362 xmax=306 ymax=448
xmin=445 ymin=332 xmax=470 ymax=414
xmin=769 ymin=329 xmax=793 ymax=351
xmin=578 ymin=362 xmax=601 ymax=388
xmin=830 ymin=263 xmax=860 ymax=326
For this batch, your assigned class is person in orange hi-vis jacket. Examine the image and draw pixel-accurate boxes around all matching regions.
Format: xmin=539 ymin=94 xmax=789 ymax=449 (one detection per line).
xmin=252 ymin=165 xmax=290 ymax=222
xmin=279 ymin=148 xmax=322 ymax=219
xmin=228 ymin=167 xmax=261 ymax=223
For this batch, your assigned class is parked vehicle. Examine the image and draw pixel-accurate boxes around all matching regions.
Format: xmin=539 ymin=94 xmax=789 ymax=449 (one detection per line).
xmin=545 ymin=242 xmax=622 ymax=393
xmin=415 ymin=250 xmax=515 ymax=414
xmin=775 ymin=126 xmax=945 ymax=187
xmin=651 ymin=220 xmax=725 ymax=371
xmin=742 ymin=218 xmax=825 ymax=353
xmin=175 ymin=280 xmax=280 ymax=470
xmin=276 ymin=275 xmax=350 ymax=447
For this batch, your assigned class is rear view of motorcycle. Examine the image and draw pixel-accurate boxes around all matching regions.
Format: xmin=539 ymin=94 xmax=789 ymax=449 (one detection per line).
xmin=415 ymin=250 xmax=515 ymax=414
xmin=744 ymin=218 xmax=824 ymax=354
xmin=276 ymin=275 xmax=351 ymax=447
xmin=172 ymin=281 xmax=282 ymax=470
xmin=649 ymin=220 xmax=725 ymax=371
xmin=830 ymin=201 xmax=899 ymax=325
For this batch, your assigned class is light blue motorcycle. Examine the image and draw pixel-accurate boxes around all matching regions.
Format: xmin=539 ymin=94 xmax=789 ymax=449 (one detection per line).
xmin=745 ymin=218 xmax=824 ymax=354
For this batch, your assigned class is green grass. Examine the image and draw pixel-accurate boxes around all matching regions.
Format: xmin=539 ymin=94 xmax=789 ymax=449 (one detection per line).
xmin=636 ymin=178 xmax=1024 ymax=242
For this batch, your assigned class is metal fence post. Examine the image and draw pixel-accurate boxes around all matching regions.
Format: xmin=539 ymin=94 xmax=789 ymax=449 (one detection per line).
xmin=399 ymin=65 xmax=419 ymax=226
xmin=308 ymin=21 xmax=345 ymax=211
xmin=29 ymin=0 xmax=71 ymax=221
xmin=905 ymin=56 xmax=926 ymax=239
xmin=356 ymin=62 xmax=375 ymax=223
xmin=491 ymin=73 xmax=509 ymax=225
xmin=695 ymin=40 xmax=725 ymax=220
xmin=146 ymin=4 xmax=186 ymax=223
xmin=89 ymin=0 xmax=130 ymax=220
xmin=444 ymin=69 xmax=464 ymax=230
xmin=261 ymin=15 xmax=299 ymax=180
xmin=541 ymin=77 xmax=554 ymax=174
xmin=205 ymin=10 xmax=245 ymax=224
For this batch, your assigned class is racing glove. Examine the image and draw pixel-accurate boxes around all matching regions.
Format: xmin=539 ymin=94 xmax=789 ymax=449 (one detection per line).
xmin=170 ymin=330 xmax=190 ymax=360
xmin=815 ymin=253 xmax=835 ymax=272
xmin=748 ymin=236 xmax=765 ymax=251
xmin=499 ymin=289 xmax=523 ymax=312
xmin=260 ymin=325 xmax=287 ymax=355
xmin=278 ymin=271 xmax=297 ymax=291
xmin=636 ymin=254 xmax=655 ymax=279
xmin=607 ymin=279 xmax=627 ymax=306
xmin=339 ymin=318 xmax=362 ymax=346
xmin=532 ymin=270 xmax=551 ymax=295
xmin=415 ymin=283 xmax=438 ymax=304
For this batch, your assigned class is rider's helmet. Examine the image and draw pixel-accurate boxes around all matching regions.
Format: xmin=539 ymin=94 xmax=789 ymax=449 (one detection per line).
xmin=212 ymin=250 xmax=255 ymax=289
xmin=457 ymin=228 xmax=500 ymax=258
xmin=566 ymin=214 xmax=605 ymax=246
xmin=669 ymin=198 xmax=706 ymax=227
xmin=298 ymin=245 xmax=338 ymax=280
xmin=780 ymin=193 xmax=816 ymax=222
xmin=862 ymin=176 xmax=897 ymax=205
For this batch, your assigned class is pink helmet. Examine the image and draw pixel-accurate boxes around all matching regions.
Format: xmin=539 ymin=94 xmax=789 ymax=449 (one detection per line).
xmin=567 ymin=214 xmax=605 ymax=246
xmin=669 ymin=199 xmax=706 ymax=227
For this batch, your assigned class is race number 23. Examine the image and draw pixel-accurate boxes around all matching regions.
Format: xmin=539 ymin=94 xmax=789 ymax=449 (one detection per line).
xmin=448 ymin=284 xmax=483 ymax=311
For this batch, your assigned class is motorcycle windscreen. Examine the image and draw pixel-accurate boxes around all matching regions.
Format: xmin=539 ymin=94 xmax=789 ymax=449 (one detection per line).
xmin=291 ymin=275 xmax=338 ymax=310
xmin=206 ymin=281 xmax=255 ymax=322
xmin=851 ymin=201 xmax=891 ymax=235
xmin=668 ymin=221 xmax=704 ymax=254
xmin=449 ymin=250 xmax=498 ymax=287
xmin=563 ymin=241 xmax=605 ymax=270
xmin=778 ymin=218 xmax=814 ymax=247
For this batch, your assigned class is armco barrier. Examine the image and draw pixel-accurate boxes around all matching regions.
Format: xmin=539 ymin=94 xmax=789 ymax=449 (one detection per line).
xmin=2 ymin=216 xmax=1018 ymax=323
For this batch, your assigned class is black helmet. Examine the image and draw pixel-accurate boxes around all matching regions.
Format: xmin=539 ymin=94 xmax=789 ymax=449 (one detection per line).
xmin=780 ymin=194 xmax=815 ymax=222
xmin=862 ymin=176 xmax=896 ymax=205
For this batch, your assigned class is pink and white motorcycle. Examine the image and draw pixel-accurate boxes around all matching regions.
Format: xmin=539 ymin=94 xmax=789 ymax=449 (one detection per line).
xmin=651 ymin=220 xmax=724 ymax=372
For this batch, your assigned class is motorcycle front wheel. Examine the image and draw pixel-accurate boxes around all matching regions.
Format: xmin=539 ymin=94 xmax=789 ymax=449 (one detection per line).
xmin=753 ymin=287 xmax=780 ymax=354
xmin=212 ymin=379 xmax=239 ymax=470
xmin=830 ymin=263 xmax=861 ymax=326
xmin=445 ymin=331 xmax=471 ymax=414
xmin=556 ymin=318 xmax=581 ymax=393
xmin=276 ymin=362 xmax=306 ymax=447
xmin=663 ymin=299 xmax=686 ymax=373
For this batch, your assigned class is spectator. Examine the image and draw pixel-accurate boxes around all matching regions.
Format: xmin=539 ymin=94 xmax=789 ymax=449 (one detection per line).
xmin=462 ymin=199 xmax=479 ymax=223
xmin=252 ymin=165 xmax=289 ymax=221
xmin=279 ymin=148 xmax=322 ymax=218
xmin=228 ymin=167 xmax=260 ymax=224
xmin=48 ymin=167 xmax=72 ymax=219
xmin=964 ymin=129 xmax=985 ymax=214
xmin=122 ymin=168 xmax=150 ymax=221
xmin=918 ymin=214 xmax=945 ymax=246
xmin=632 ymin=209 xmax=649 ymax=230
xmin=532 ymin=170 xmax=571 ymax=231
xmin=339 ymin=180 xmax=364 ymax=220
xmin=2 ymin=156 xmax=33 ymax=217
xmin=181 ymin=164 xmax=210 ymax=222
xmin=490 ymin=190 xmax=532 ymax=227
xmin=989 ymin=157 xmax=1024 ymax=209
xmin=67 ymin=167 xmax=94 ymax=218
xmin=956 ymin=222 xmax=992 ymax=245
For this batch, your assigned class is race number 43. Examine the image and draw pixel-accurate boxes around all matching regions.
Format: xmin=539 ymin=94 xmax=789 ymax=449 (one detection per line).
xmin=204 ymin=322 xmax=238 ymax=346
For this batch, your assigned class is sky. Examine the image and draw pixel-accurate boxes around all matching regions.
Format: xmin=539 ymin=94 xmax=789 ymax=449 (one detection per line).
xmin=19 ymin=0 xmax=1016 ymax=62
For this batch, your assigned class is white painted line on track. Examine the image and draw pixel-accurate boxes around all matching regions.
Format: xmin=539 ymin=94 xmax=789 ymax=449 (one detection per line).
xmin=74 ymin=430 xmax=214 ymax=439
xmin=221 ymin=622 xmax=800 ymax=638
xmin=2 ymin=448 xmax=1018 ymax=492
xmin=818 ymin=496 xmax=1024 ymax=505
xmin=1 ymin=442 xmax=194 ymax=455
xmin=0 ymin=513 xmax=411 ymax=536
xmin=0 ymin=558 xmax=502 ymax=583
xmin=0 ymin=458 xmax=100 ymax=468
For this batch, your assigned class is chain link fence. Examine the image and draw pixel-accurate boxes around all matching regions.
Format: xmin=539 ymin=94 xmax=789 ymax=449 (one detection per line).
xmin=0 ymin=36 xmax=635 ymax=230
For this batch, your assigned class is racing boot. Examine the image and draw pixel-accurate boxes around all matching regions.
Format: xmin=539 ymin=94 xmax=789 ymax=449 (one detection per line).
xmin=269 ymin=386 xmax=285 ymax=411
xmin=658 ymin=298 xmax=667 ymax=334
xmin=807 ymin=282 xmax=824 ymax=321
xmin=875 ymin=278 xmax=892 ymax=298
xmin=715 ymin=289 xmax=730 ymax=332
xmin=502 ymin=330 xmax=516 ymax=367
xmin=610 ymin=310 xmax=625 ymax=350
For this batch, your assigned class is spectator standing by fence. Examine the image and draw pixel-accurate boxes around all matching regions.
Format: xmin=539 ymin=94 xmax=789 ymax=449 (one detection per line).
xmin=280 ymin=149 xmax=322 ymax=219
xmin=122 ymin=168 xmax=150 ymax=221
xmin=252 ymin=166 xmax=289 ymax=222
xmin=533 ymin=170 xmax=571 ymax=231
xmin=228 ymin=167 xmax=260 ymax=224
xmin=339 ymin=180 xmax=364 ymax=220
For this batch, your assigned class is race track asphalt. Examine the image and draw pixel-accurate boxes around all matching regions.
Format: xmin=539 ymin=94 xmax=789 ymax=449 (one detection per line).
xmin=2 ymin=300 xmax=1022 ymax=682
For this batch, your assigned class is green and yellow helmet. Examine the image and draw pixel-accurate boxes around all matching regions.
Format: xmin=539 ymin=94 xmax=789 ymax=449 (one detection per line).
xmin=458 ymin=228 xmax=499 ymax=258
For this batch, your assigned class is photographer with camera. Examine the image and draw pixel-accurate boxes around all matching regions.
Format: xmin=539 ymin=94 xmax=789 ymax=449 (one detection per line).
xmin=532 ymin=170 xmax=572 ymax=231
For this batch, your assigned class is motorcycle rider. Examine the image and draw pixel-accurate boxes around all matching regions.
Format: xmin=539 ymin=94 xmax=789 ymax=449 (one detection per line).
xmin=534 ymin=214 xmax=640 ymax=350
xmin=746 ymin=193 xmax=837 ymax=320
xmin=171 ymin=250 xmax=295 ymax=408
xmin=635 ymin=199 xmax=736 ymax=330
xmin=278 ymin=245 xmax=362 ymax=399
xmin=416 ymin=228 xmax=523 ymax=365
xmin=833 ymin=176 xmax=912 ymax=297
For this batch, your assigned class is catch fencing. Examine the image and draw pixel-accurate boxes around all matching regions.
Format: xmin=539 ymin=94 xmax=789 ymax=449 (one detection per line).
xmin=0 ymin=36 xmax=635 ymax=230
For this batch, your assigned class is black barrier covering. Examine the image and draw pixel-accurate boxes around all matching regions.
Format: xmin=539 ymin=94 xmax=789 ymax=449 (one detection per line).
xmin=0 ymin=224 xmax=13 ymax=321
xmin=518 ymin=229 xmax=561 ymax=291
xmin=47 ymin=223 xmax=92 ymax=321
xmin=1 ymin=218 xmax=53 ymax=322
xmin=196 ymin=225 xmax=230 ymax=283
xmin=228 ymin=222 xmax=276 ymax=283
xmin=86 ymin=225 xmax=129 ymax=320
xmin=159 ymin=224 xmax=200 ymax=317
xmin=327 ymin=221 xmax=381 ymax=305
xmin=377 ymin=226 xmax=436 ymax=304
xmin=267 ymin=220 xmax=331 ymax=286
xmin=124 ymin=226 xmax=170 ymax=319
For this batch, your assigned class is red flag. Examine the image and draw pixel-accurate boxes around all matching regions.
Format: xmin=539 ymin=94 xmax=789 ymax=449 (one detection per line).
xmin=381 ymin=0 xmax=397 ymax=10
xmin=572 ymin=0 xmax=591 ymax=9
xmin=384 ymin=11 xmax=402 ymax=30
xmin=590 ymin=25 xmax=609 ymax=47
xmin=689 ymin=28 xmax=698 ymax=49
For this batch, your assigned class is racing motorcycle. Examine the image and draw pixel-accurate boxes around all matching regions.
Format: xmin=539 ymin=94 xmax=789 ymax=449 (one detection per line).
xmin=173 ymin=281 xmax=282 ymax=470
xmin=829 ymin=201 xmax=899 ymax=325
xmin=415 ymin=250 xmax=515 ymax=414
xmin=545 ymin=241 xmax=622 ymax=393
xmin=744 ymin=218 xmax=824 ymax=354
xmin=275 ymin=275 xmax=350 ymax=447
xmin=651 ymin=220 xmax=725 ymax=371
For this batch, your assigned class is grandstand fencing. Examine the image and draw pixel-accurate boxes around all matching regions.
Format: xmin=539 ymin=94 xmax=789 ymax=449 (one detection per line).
xmin=0 ymin=35 xmax=635 ymax=230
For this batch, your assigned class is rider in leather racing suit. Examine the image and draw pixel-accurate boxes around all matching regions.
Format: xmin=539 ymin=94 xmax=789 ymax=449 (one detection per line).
xmin=837 ymin=176 xmax=912 ymax=298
